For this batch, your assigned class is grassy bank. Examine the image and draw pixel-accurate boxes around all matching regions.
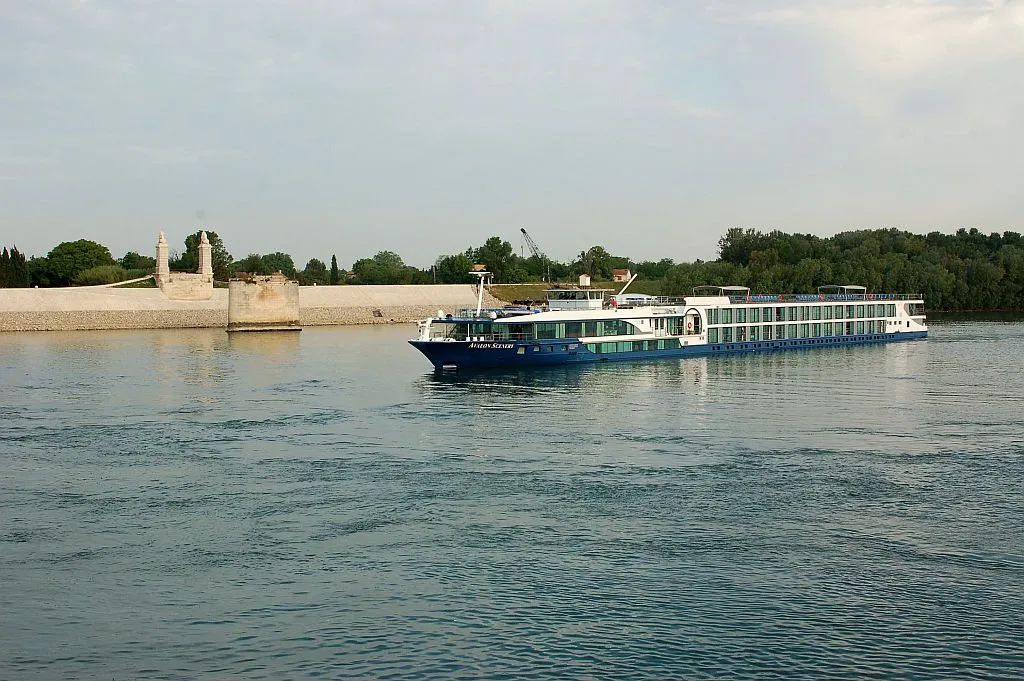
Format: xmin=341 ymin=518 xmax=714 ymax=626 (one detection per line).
xmin=488 ymin=279 xmax=664 ymax=303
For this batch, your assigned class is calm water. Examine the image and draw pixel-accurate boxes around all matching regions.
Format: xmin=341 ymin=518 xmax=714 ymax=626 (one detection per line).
xmin=2 ymin=320 xmax=1023 ymax=680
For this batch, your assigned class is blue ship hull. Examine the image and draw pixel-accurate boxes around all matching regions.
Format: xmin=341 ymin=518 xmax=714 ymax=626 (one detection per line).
xmin=409 ymin=331 xmax=928 ymax=370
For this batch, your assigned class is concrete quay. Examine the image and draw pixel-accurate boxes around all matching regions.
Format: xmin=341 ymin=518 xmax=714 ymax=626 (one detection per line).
xmin=0 ymin=284 xmax=503 ymax=332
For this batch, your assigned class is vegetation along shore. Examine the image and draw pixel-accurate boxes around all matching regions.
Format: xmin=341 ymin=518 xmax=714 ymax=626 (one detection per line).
xmin=2 ymin=227 xmax=1022 ymax=312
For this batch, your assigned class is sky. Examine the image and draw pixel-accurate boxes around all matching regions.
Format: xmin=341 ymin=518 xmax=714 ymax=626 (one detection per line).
xmin=2 ymin=0 xmax=1023 ymax=269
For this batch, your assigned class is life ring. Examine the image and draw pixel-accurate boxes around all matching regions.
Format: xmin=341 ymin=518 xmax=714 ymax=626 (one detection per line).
xmin=687 ymin=322 xmax=693 ymax=331
xmin=777 ymin=295 xmax=783 ymax=302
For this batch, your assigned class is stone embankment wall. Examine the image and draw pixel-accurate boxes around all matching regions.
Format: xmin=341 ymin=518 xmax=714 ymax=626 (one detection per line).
xmin=0 ymin=285 xmax=503 ymax=332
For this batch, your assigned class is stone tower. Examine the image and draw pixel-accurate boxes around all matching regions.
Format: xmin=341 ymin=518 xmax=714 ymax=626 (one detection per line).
xmin=198 ymin=231 xmax=213 ymax=277
xmin=155 ymin=231 xmax=170 ymax=283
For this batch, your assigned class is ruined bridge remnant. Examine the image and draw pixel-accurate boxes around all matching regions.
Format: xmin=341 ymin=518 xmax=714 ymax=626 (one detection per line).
xmin=227 ymin=272 xmax=301 ymax=333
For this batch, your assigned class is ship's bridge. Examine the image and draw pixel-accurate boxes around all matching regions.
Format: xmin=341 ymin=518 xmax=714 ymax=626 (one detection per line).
xmin=546 ymin=287 xmax=613 ymax=311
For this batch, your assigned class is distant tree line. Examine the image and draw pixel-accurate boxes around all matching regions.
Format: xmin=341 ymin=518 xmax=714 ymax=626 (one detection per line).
xmin=0 ymin=246 xmax=30 ymax=288
xmin=5 ymin=227 xmax=1022 ymax=310
xmin=660 ymin=227 xmax=1023 ymax=311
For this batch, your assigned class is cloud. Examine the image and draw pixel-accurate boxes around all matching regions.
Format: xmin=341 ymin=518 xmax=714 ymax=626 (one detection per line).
xmin=732 ymin=0 xmax=1024 ymax=120
xmin=125 ymin=145 xmax=240 ymax=165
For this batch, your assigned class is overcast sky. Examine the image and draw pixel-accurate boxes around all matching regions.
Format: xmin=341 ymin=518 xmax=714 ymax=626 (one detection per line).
xmin=2 ymin=0 xmax=1022 ymax=268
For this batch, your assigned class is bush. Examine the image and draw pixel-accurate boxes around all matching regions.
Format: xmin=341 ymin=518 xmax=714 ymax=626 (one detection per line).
xmin=74 ymin=265 xmax=130 ymax=286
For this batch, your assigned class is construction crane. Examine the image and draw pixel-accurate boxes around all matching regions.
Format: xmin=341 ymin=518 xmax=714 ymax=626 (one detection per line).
xmin=520 ymin=227 xmax=550 ymax=282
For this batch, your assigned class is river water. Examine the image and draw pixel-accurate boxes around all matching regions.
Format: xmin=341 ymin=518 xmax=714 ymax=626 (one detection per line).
xmin=1 ymin=319 xmax=1022 ymax=680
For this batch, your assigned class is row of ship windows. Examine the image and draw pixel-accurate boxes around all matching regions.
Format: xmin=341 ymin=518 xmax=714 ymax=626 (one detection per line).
xmin=708 ymin=304 xmax=899 ymax=324
xmin=582 ymin=333 xmax=900 ymax=355
xmin=453 ymin=319 xmax=663 ymax=341
xmin=448 ymin=309 xmax=905 ymax=342
xmin=707 ymin=320 xmax=909 ymax=342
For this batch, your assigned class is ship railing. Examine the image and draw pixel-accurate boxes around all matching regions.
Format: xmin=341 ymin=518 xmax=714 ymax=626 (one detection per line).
xmin=447 ymin=306 xmax=546 ymax=318
xmin=729 ymin=293 xmax=923 ymax=304
xmin=611 ymin=295 xmax=688 ymax=308
xmin=423 ymin=328 xmax=539 ymax=342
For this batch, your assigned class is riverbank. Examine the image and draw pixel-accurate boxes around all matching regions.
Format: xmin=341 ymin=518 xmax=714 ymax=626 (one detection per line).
xmin=0 ymin=285 xmax=502 ymax=332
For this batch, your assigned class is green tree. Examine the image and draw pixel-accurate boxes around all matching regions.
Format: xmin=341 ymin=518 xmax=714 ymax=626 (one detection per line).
xmin=261 ymin=252 xmax=297 ymax=278
xmin=170 ymin=230 xmax=234 ymax=280
xmin=634 ymin=258 xmax=675 ymax=280
xmin=74 ymin=265 xmax=130 ymax=286
xmin=352 ymin=251 xmax=402 ymax=284
xmin=572 ymin=246 xmax=614 ymax=279
xmin=473 ymin=237 xmax=516 ymax=282
xmin=120 ymin=252 xmax=156 ymax=271
xmin=234 ymin=253 xmax=264 ymax=275
xmin=434 ymin=253 xmax=474 ymax=284
xmin=46 ymin=240 xmax=116 ymax=286
xmin=299 ymin=258 xmax=329 ymax=285
xmin=330 ymin=254 xmax=341 ymax=285
xmin=28 ymin=256 xmax=54 ymax=287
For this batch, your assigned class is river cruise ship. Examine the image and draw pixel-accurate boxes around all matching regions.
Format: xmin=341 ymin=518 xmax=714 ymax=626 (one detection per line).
xmin=409 ymin=282 xmax=927 ymax=370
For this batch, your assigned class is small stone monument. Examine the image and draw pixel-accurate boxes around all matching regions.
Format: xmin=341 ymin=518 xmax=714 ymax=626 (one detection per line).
xmin=154 ymin=230 xmax=214 ymax=300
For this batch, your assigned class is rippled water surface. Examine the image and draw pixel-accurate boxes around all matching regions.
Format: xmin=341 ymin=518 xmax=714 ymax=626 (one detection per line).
xmin=2 ymin=320 xmax=1023 ymax=679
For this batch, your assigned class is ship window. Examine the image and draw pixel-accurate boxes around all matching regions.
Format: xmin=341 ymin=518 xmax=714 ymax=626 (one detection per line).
xmin=834 ymin=305 xmax=844 ymax=319
xmin=775 ymin=307 xmax=784 ymax=322
xmin=565 ymin=321 xmax=583 ymax=337
xmin=812 ymin=323 xmax=821 ymax=337
xmin=517 ymin=347 xmax=525 ymax=355
xmin=722 ymin=327 xmax=733 ymax=342
xmin=708 ymin=328 xmax=719 ymax=343
xmin=750 ymin=308 xmax=760 ymax=323
xmin=787 ymin=307 xmax=797 ymax=322
xmin=845 ymin=305 xmax=855 ymax=319
xmin=749 ymin=326 xmax=760 ymax=341
xmin=584 ymin=322 xmax=599 ymax=336
xmin=762 ymin=325 xmax=773 ymax=341
xmin=536 ymin=323 xmax=560 ymax=339
xmin=722 ymin=309 xmax=733 ymax=324
xmin=735 ymin=308 xmax=746 ymax=323
xmin=823 ymin=306 xmax=833 ymax=320
xmin=776 ymin=324 xmax=786 ymax=339
xmin=788 ymin=324 xmax=797 ymax=339
xmin=824 ymin=322 xmax=833 ymax=336
xmin=762 ymin=307 xmax=773 ymax=322
xmin=812 ymin=306 xmax=822 ymax=320
xmin=856 ymin=305 xmax=865 ymax=318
